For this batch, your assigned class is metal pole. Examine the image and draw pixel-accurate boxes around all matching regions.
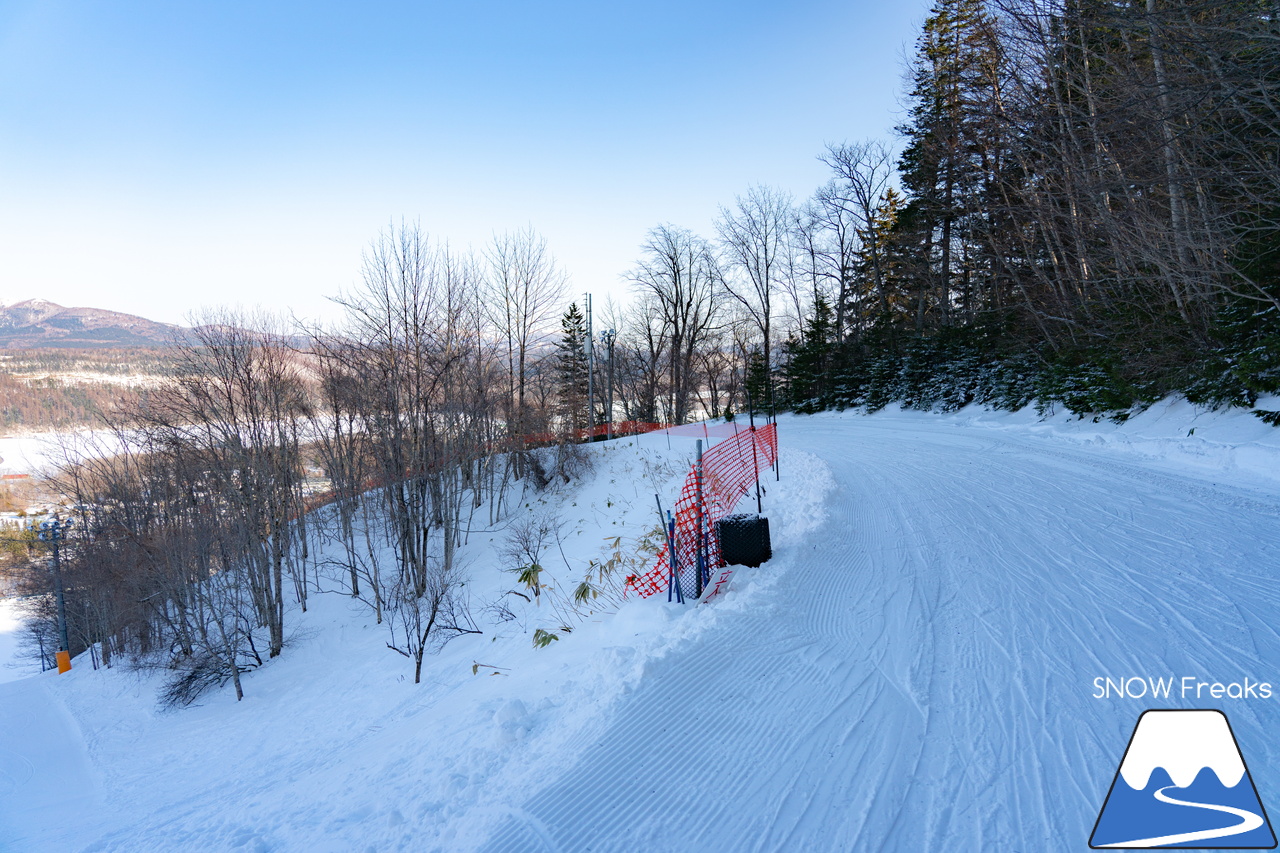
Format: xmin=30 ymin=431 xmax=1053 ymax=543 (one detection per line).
xmin=53 ymin=538 xmax=70 ymax=655
xmin=656 ymin=495 xmax=682 ymax=603
xmin=746 ymin=384 xmax=762 ymax=514
xmin=768 ymin=368 xmax=780 ymax=482
xmin=38 ymin=516 xmax=73 ymax=672
xmin=603 ymin=329 xmax=616 ymax=441
xmin=774 ymin=421 xmax=780 ymax=482
xmin=695 ymin=440 xmax=706 ymax=597
xmin=584 ymin=292 xmax=594 ymax=439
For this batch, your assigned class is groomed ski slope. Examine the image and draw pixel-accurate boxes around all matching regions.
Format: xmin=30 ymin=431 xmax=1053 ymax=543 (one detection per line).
xmin=481 ymin=407 xmax=1280 ymax=852
xmin=3 ymin=401 xmax=1280 ymax=852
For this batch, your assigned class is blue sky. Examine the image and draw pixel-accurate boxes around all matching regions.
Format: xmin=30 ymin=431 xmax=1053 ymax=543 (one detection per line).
xmin=0 ymin=0 xmax=930 ymax=326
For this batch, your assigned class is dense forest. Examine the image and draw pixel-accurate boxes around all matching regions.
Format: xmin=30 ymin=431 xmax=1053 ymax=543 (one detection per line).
xmin=771 ymin=0 xmax=1280 ymax=421
xmin=540 ymin=0 xmax=1280 ymax=425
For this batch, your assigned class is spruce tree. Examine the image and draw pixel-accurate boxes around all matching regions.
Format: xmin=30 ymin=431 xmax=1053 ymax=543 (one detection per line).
xmin=555 ymin=303 xmax=590 ymax=433
xmin=782 ymin=293 xmax=836 ymax=411
xmin=896 ymin=0 xmax=1006 ymax=331
xmin=855 ymin=188 xmax=911 ymax=338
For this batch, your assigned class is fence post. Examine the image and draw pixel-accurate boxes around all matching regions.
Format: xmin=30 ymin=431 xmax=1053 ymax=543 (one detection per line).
xmin=656 ymin=495 xmax=682 ymax=603
xmin=768 ymin=372 xmax=779 ymax=483
xmin=745 ymin=391 xmax=762 ymax=515
xmin=695 ymin=440 xmax=706 ymax=597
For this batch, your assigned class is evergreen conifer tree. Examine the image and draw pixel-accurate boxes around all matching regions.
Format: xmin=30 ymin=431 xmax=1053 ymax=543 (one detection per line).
xmin=555 ymin=303 xmax=590 ymax=434
xmin=897 ymin=0 xmax=1005 ymax=331
xmin=783 ymin=293 xmax=836 ymax=411
xmin=855 ymin=188 xmax=911 ymax=338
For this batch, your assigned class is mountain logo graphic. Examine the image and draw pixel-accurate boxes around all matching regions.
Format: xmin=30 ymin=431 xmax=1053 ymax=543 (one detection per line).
xmin=1091 ymin=709 xmax=1277 ymax=849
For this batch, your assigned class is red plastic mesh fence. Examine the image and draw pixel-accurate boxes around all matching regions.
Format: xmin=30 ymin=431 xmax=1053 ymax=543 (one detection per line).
xmin=520 ymin=420 xmax=674 ymax=447
xmin=626 ymin=423 xmax=778 ymax=599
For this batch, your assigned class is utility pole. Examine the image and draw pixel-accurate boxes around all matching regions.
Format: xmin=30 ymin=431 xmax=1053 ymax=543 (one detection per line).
xmin=600 ymin=327 xmax=616 ymax=440
xmin=36 ymin=515 xmax=74 ymax=673
xmin=584 ymin=292 xmax=594 ymax=438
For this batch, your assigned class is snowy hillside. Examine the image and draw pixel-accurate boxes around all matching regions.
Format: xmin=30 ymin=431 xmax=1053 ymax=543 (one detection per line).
xmin=3 ymin=401 xmax=1280 ymax=852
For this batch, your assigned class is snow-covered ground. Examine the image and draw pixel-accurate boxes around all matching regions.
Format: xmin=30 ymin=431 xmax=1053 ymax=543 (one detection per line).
xmin=13 ymin=371 xmax=164 ymax=388
xmin=0 ymin=426 xmax=138 ymax=480
xmin=2 ymin=400 xmax=1279 ymax=852
xmin=0 ymin=433 xmax=51 ymax=477
xmin=0 ymin=598 xmax=40 ymax=685
xmin=0 ymin=430 xmax=82 ymax=478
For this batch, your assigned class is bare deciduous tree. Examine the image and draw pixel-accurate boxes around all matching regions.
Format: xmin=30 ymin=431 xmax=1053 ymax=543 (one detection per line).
xmin=628 ymin=225 xmax=722 ymax=423
xmin=484 ymin=226 xmax=569 ymax=442
xmin=716 ymin=185 xmax=797 ymax=398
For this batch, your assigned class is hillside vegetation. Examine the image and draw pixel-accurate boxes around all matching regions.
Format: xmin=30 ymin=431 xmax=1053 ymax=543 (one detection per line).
xmin=0 ymin=348 xmax=176 ymax=432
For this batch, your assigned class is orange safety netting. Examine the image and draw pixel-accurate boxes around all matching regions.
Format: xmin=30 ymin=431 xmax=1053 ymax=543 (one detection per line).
xmin=625 ymin=422 xmax=778 ymax=599
xmin=520 ymin=420 xmax=674 ymax=448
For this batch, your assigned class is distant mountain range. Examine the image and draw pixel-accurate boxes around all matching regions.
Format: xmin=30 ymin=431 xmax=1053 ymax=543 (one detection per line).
xmin=0 ymin=299 xmax=181 ymax=349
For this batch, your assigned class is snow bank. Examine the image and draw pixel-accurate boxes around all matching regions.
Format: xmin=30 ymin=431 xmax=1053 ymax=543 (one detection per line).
xmin=828 ymin=396 xmax=1280 ymax=492
xmin=0 ymin=597 xmax=40 ymax=684
xmin=0 ymin=428 xmax=834 ymax=852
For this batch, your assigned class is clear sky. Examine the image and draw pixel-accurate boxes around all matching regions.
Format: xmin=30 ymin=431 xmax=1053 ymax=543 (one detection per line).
xmin=0 ymin=0 xmax=930 ymax=326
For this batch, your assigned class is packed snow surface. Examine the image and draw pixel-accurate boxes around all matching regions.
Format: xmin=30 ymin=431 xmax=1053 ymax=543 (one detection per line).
xmin=0 ymin=599 xmax=35 ymax=685
xmin=2 ymin=400 xmax=1279 ymax=852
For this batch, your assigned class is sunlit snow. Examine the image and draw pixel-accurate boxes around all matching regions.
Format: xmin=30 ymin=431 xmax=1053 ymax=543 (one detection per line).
xmin=2 ymin=399 xmax=1279 ymax=852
